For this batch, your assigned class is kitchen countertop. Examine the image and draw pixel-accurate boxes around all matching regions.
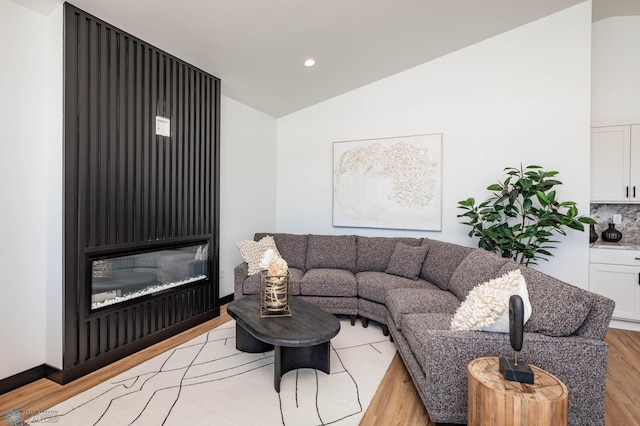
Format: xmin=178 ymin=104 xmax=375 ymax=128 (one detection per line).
xmin=590 ymin=240 xmax=640 ymax=250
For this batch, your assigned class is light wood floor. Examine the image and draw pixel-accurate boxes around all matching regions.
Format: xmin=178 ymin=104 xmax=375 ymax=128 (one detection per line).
xmin=1 ymin=307 xmax=639 ymax=426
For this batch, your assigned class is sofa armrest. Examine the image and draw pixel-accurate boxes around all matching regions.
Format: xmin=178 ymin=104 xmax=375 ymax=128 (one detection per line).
xmin=422 ymin=330 xmax=608 ymax=426
xmin=234 ymin=262 xmax=249 ymax=300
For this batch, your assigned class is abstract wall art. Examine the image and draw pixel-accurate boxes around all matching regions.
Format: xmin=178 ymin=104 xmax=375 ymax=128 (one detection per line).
xmin=333 ymin=133 xmax=442 ymax=231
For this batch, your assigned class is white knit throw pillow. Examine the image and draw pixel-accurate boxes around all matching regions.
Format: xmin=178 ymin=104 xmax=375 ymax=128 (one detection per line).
xmin=450 ymin=269 xmax=531 ymax=332
xmin=237 ymin=236 xmax=281 ymax=276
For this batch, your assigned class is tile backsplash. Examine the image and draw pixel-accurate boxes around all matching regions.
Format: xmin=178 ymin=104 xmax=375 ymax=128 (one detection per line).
xmin=590 ymin=204 xmax=640 ymax=242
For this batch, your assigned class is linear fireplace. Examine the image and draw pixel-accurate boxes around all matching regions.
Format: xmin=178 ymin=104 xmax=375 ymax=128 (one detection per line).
xmin=90 ymin=241 xmax=209 ymax=311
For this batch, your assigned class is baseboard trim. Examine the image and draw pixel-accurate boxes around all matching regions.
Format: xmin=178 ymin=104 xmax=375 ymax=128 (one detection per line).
xmin=0 ymin=365 xmax=48 ymax=395
xmin=219 ymin=293 xmax=234 ymax=306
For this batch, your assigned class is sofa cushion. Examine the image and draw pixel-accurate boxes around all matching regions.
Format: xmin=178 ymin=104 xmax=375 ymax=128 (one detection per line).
xmin=356 ymin=271 xmax=428 ymax=304
xmin=386 ymin=288 xmax=461 ymax=330
xmin=498 ymin=263 xmax=593 ymax=337
xmin=306 ymin=234 xmax=357 ymax=271
xmin=300 ymin=268 xmax=357 ymax=297
xmin=241 ymin=267 xmax=303 ymax=296
xmin=448 ymin=249 xmax=509 ymax=301
xmin=356 ymin=236 xmax=422 ymax=272
xmin=254 ymin=233 xmax=308 ymax=272
xmin=450 ymin=269 xmax=531 ymax=332
xmin=419 ymin=239 xmax=472 ymax=290
xmin=385 ymin=243 xmax=429 ymax=280
xmin=237 ymin=235 xmax=282 ymax=276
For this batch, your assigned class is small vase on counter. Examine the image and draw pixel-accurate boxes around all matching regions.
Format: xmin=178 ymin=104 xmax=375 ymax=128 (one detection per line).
xmin=601 ymin=223 xmax=622 ymax=242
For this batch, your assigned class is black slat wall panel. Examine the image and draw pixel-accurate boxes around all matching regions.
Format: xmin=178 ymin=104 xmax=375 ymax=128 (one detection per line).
xmin=63 ymin=4 xmax=220 ymax=379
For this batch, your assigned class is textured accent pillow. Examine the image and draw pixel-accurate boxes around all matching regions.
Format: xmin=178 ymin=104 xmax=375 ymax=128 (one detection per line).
xmin=385 ymin=243 xmax=430 ymax=280
xmin=356 ymin=236 xmax=423 ymax=272
xmin=450 ymin=269 xmax=531 ymax=332
xmin=236 ymin=236 xmax=281 ymax=276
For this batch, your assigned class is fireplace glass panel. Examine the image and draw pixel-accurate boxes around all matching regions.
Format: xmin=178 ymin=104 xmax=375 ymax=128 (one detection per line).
xmin=91 ymin=242 xmax=209 ymax=310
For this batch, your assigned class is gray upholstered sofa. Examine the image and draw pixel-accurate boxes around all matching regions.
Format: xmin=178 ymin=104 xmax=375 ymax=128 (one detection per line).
xmin=233 ymin=233 xmax=615 ymax=426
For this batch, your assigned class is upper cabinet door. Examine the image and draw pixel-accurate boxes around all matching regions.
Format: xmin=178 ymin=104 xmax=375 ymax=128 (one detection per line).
xmin=630 ymin=124 xmax=640 ymax=201
xmin=591 ymin=125 xmax=632 ymax=202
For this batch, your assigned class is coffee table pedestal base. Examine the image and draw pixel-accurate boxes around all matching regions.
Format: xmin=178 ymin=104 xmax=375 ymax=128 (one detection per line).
xmin=275 ymin=342 xmax=330 ymax=392
xmin=235 ymin=323 xmax=331 ymax=393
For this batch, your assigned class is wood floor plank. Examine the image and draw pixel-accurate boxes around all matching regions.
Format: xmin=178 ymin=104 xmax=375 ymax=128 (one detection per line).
xmin=603 ymin=327 xmax=640 ymax=426
xmin=1 ymin=307 xmax=639 ymax=426
xmin=361 ymin=352 xmax=432 ymax=426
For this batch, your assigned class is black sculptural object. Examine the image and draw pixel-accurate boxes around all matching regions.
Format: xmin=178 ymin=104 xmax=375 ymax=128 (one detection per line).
xmin=499 ymin=295 xmax=534 ymax=384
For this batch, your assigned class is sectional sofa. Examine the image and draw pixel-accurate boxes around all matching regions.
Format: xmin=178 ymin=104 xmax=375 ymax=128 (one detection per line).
xmin=234 ymin=233 xmax=615 ymax=425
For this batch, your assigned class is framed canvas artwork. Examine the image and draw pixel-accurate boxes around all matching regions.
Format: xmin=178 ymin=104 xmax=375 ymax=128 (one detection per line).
xmin=333 ymin=133 xmax=442 ymax=231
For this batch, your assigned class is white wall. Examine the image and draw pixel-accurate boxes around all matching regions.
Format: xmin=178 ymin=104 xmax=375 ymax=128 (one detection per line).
xmin=219 ymin=96 xmax=278 ymax=297
xmin=591 ymin=16 xmax=640 ymax=126
xmin=0 ymin=0 xmax=51 ymax=379
xmin=277 ymin=3 xmax=593 ymax=287
xmin=44 ymin=3 xmax=64 ymax=370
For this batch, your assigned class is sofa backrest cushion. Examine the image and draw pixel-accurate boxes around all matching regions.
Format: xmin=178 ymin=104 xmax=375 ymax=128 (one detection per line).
xmin=254 ymin=233 xmax=308 ymax=271
xmin=385 ymin=242 xmax=430 ymax=280
xmin=448 ymin=249 xmax=509 ymax=300
xmin=356 ymin=236 xmax=422 ymax=272
xmin=419 ymin=239 xmax=473 ymax=290
xmin=498 ymin=262 xmax=595 ymax=337
xmin=306 ymin=234 xmax=357 ymax=271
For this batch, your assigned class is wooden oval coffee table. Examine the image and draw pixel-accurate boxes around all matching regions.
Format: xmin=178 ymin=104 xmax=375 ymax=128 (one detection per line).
xmin=227 ymin=295 xmax=341 ymax=392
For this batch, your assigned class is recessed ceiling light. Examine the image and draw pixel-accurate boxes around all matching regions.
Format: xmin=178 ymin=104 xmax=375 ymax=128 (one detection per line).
xmin=304 ymin=58 xmax=316 ymax=67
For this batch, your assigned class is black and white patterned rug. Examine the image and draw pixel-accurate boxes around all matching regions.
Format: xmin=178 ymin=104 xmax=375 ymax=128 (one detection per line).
xmin=26 ymin=318 xmax=396 ymax=426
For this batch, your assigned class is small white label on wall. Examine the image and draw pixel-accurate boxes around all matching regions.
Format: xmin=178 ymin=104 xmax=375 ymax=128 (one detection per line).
xmin=156 ymin=116 xmax=171 ymax=137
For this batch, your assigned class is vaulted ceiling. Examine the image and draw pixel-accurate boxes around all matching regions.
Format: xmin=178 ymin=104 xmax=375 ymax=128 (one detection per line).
xmin=13 ymin=0 xmax=640 ymax=117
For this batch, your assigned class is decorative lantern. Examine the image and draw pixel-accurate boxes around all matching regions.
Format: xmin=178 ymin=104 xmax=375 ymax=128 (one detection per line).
xmin=260 ymin=270 xmax=291 ymax=317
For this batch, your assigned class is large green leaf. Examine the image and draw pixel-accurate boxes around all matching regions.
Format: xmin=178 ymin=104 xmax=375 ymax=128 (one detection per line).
xmin=578 ymin=216 xmax=598 ymax=224
xmin=535 ymin=191 xmax=550 ymax=206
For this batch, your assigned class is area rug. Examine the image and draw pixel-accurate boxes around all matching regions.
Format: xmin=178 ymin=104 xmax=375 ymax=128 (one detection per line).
xmin=27 ymin=318 xmax=396 ymax=426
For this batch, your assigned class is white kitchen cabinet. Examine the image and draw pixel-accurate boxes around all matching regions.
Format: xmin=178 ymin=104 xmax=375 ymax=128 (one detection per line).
xmin=590 ymin=124 xmax=640 ymax=203
xmin=589 ymin=248 xmax=640 ymax=322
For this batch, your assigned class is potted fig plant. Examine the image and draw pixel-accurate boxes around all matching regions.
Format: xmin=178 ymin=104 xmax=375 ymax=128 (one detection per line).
xmin=457 ymin=164 xmax=596 ymax=266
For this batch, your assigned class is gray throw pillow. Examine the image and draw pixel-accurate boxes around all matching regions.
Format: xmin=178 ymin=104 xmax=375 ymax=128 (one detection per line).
xmin=385 ymin=243 xmax=429 ymax=280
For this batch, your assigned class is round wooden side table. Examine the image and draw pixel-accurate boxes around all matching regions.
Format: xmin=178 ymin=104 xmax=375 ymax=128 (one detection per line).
xmin=467 ymin=356 xmax=568 ymax=426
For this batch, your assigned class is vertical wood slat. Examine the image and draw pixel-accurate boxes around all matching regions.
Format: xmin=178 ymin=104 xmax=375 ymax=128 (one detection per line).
xmin=157 ymin=54 xmax=165 ymax=240
xmin=98 ymin=316 xmax=106 ymax=355
xmin=134 ymin=44 xmax=143 ymax=242
xmin=177 ymin=64 xmax=184 ymax=237
xmin=116 ymin=35 xmax=126 ymax=244
xmin=170 ymin=60 xmax=178 ymax=239
xmin=126 ymin=41 xmax=136 ymax=244
xmin=76 ymin=14 xmax=91 ymax=366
